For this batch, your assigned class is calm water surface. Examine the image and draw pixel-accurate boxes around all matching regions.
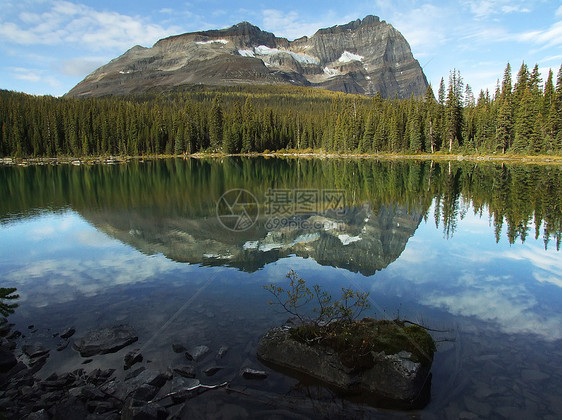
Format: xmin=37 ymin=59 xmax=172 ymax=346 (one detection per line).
xmin=1 ymin=158 xmax=561 ymax=418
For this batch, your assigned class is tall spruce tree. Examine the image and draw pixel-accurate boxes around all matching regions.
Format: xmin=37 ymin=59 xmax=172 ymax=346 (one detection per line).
xmin=209 ymin=94 xmax=224 ymax=151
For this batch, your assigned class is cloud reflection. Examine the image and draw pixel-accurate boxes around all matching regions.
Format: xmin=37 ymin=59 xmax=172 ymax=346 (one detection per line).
xmin=377 ymin=209 xmax=562 ymax=341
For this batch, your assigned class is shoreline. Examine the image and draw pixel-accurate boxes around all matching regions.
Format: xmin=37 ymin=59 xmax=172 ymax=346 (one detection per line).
xmin=1 ymin=151 xmax=562 ymax=166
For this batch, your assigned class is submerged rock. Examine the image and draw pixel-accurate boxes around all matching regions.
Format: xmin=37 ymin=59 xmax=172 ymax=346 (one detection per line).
xmin=73 ymin=325 xmax=138 ymax=357
xmin=257 ymin=319 xmax=434 ymax=409
xmin=124 ymin=350 xmax=143 ymax=370
xmin=0 ymin=345 xmax=17 ymax=373
xmin=241 ymin=368 xmax=268 ymax=380
xmin=60 ymin=327 xmax=76 ymax=339
xmin=186 ymin=345 xmax=210 ymax=362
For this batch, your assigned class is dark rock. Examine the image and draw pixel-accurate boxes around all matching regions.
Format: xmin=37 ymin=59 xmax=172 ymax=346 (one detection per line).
xmin=0 ymin=345 xmax=17 ymax=373
xmin=86 ymin=400 xmax=115 ymax=415
xmin=50 ymin=396 xmax=89 ymax=420
xmin=125 ymin=366 xmax=146 ymax=381
xmin=124 ymin=350 xmax=143 ymax=370
xmin=7 ymin=361 xmax=28 ymax=377
xmin=216 ymin=345 xmax=229 ymax=360
xmin=172 ymin=343 xmax=186 ymax=353
xmin=28 ymin=355 xmax=48 ymax=373
xmin=0 ymin=318 xmax=10 ymax=337
xmin=168 ymin=377 xmax=200 ymax=403
xmin=1 ymin=336 xmax=16 ymax=350
xmin=188 ymin=345 xmax=210 ymax=362
xmin=87 ymin=368 xmax=115 ymax=385
xmin=241 ymin=368 xmax=268 ymax=380
xmin=257 ymin=325 xmax=432 ymax=409
xmin=56 ymin=340 xmax=69 ymax=351
xmin=42 ymin=376 xmax=73 ymax=391
xmin=130 ymin=384 xmax=159 ymax=401
xmin=81 ymin=359 xmax=93 ymax=365
xmin=173 ymin=365 xmax=196 ymax=379
xmin=121 ymin=397 xmax=168 ymax=420
xmin=60 ymin=327 xmax=76 ymax=339
xmin=203 ymin=366 xmax=223 ymax=376
xmin=24 ymin=409 xmax=50 ymax=420
xmin=6 ymin=330 xmax=21 ymax=340
xmin=27 ymin=325 xmax=34 ymax=330
xmin=22 ymin=344 xmax=49 ymax=359
xmin=124 ymin=369 xmax=170 ymax=391
xmin=73 ymin=325 xmax=138 ymax=357
xmin=81 ymin=384 xmax=106 ymax=400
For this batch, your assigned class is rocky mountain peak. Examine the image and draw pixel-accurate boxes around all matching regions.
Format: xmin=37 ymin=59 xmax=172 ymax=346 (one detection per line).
xmin=315 ymin=15 xmax=381 ymax=35
xmin=66 ymin=16 xmax=428 ymax=98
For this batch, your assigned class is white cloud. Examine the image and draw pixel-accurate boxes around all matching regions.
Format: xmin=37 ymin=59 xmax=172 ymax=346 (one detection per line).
xmin=462 ymin=0 xmax=534 ymax=19
xmin=6 ymin=252 xmax=183 ymax=306
xmin=0 ymin=0 xmax=181 ymax=52
xmin=260 ymin=9 xmax=349 ymax=40
xmin=501 ymin=5 xmax=530 ymax=14
xmin=56 ymin=57 xmax=107 ymax=77
xmin=427 ymin=284 xmax=562 ymax=340
xmin=12 ymin=67 xmax=42 ymax=82
xmin=379 ymin=4 xmax=453 ymax=59
xmin=516 ymin=21 xmax=562 ymax=49
xmin=261 ymin=9 xmax=318 ymax=39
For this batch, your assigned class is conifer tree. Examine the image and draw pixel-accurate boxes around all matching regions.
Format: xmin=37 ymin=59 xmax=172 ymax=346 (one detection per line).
xmin=501 ymin=62 xmax=512 ymax=101
xmin=513 ymin=88 xmax=537 ymax=153
xmin=445 ymin=69 xmax=464 ymax=152
xmin=496 ymin=99 xmax=513 ymax=153
xmin=209 ymin=94 xmax=224 ymax=151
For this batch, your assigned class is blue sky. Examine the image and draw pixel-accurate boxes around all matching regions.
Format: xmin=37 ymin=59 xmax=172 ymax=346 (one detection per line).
xmin=1 ymin=0 xmax=561 ymax=97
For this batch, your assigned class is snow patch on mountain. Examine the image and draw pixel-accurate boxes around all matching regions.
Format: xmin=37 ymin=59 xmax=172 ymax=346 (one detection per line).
xmin=338 ymin=51 xmax=364 ymax=63
xmin=254 ymin=45 xmax=320 ymax=65
xmin=196 ymin=39 xmax=229 ymax=45
xmin=238 ymin=49 xmax=255 ymax=57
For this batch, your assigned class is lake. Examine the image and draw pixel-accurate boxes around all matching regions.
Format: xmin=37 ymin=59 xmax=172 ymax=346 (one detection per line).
xmin=1 ymin=157 xmax=561 ymax=418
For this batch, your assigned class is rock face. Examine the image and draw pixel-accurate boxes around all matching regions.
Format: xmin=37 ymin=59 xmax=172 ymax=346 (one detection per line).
xmin=73 ymin=325 xmax=138 ymax=357
xmin=257 ymin=324 xmax=432 ymax=409
xmin=66 ymin=16 xmax=428 ymax=98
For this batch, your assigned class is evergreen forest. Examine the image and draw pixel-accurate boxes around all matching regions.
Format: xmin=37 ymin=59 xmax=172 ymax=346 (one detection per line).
xmin=1 ymin=62 xmax=561 ymax=158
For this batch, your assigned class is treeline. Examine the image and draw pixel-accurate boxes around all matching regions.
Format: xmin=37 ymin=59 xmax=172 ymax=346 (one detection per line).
xmin=1 ymin=159 xmax=560 ymax=250
xmin=1 ymin=62 xmax=561 ymax=157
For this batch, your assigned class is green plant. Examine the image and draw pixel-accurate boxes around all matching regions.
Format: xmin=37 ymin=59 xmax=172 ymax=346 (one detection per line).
xmin=0 ymin=287 xmax=19 ymax=317
xmin=263 ymin=270 xmax=370 ymax=325
xmin=264 ymin=271 xmax=437 ymax=370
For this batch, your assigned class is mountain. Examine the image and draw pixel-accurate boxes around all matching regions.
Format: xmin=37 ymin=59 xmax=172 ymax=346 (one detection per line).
xmin=66 ymin=16 xmax=428 ymax=98
xmin=81 ymin=203 xmax=422 ymax=276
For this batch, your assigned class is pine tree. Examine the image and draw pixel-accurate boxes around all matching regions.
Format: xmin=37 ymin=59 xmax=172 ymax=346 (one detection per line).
xmin=513 ymin=88 xmax=537 ymax=153
xmin=445 ymin=69 xmax=464 ymax=152
xmin=423 ymin=85 xmax=437 ymax=153
xmin=513 ymin=62 xmax=529 ymax=104
xmin=209 ymin=94 xmax=224 ymax=151
xmin=543 ymin=69 xmax=555 ymax=117
xmin=501 ymin=62 xmax=512 ymax=101
xmin=529 ymin=64 xmax=542 ymax=99
xmin=496 ymin=99 xmax=513 ymax=153
xmin=174 ymin=127 xmax=184 ymax=155
xmin=360 ymin=114 xmax=374 ymax=153
xmin=438 ymin=77 xmax=446 ymax=106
